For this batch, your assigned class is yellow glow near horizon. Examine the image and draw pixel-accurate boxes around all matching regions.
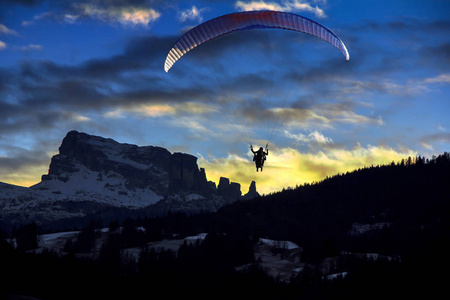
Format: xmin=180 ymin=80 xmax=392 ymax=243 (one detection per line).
xmin=199 ymin=145 xmax=417 ymax=195
xmin=1 ymin=165 xmax=50 ymax=188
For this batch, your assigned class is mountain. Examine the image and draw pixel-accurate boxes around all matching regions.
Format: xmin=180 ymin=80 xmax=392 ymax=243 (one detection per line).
xmin=0 ymin=130 xmax=259 ymax=231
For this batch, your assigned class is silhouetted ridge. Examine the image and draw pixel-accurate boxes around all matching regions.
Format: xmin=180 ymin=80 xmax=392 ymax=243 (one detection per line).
xmin=213 ymin=152 xmax=450 ymax=257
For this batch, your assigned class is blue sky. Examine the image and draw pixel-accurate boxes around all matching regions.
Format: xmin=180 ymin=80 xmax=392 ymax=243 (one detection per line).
xmin=1 ymin=0 xmax=449 ymax=194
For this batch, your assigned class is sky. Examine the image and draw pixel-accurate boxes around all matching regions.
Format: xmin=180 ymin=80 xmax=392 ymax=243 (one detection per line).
xmin=0 ymin=0 xmax=449 ymax=195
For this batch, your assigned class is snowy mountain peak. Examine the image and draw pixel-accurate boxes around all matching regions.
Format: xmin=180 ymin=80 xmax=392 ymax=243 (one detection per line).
xmin=1 ymin=131 xmax=259 ymax=230
xmin=32 ymin=130 xmax=174 ymax=208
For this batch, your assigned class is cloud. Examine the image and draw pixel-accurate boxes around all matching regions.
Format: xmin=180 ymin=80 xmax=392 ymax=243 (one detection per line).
xmin=63 ymin=14 xmax=80 ymax=24
xmin=134 ymin=104 xmax=176 ymax=117
xmin=0 ymin=33 xmax=182 ymax=141
xmin=20 ymin=44 xmax=43 ymax=51
xmin=422 ymin=73 xmax=450 ymax=85
xmin=73 ymin=3 xmax=161 ymax=26
xmin=63 ymin=111 xmax=91 ymax=122
xmin=0 ymin=24 xmax=18 ymax=35
xmin=21 ymin=2 xmax=161 ymax=27
xmin=178 ymin=6 xmax=206 ymax=23
xmin=22 ymin=11 xmax=61 ymax=26
xmin=336 ymin=73 xmax=450 ymax=98
xmin=235 ymin=0 xmax=326 ymax=18
xmin=2 ymin=0 xmax=45 ymax=7
xmin=419 ymin=132 xmax=450 ymax=151
xmin=0 ymin=24 xmax=17 ymax=50
xmin=284 ymin=130 xmax=333 ymax=144
xmin=262 ymin=104 xmax=383 ymax=130
xmin=104 ymin=102 xmax=217 ymax=119
xmin=315 ymin=103 xmax=384 ymax=126
xmin=169 ymin=118 xmax=214 ymax=138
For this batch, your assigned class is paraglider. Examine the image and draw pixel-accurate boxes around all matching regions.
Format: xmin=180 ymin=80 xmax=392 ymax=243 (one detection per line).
xmin=164 ymin=10 xmax=349 ymax=72
xmin=164 ymin=10 xmax=349 ymax=172
xmin=251 ymin=144 xmax=269 ymax=172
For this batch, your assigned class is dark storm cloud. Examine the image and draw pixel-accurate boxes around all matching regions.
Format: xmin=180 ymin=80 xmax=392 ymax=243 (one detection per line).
xmin=347 ymin=18 xmax=450 ymax=70
xmin=419 ymin=43 xmax=450 ymax=71
xmin=5 ymin=0 xmax=167 ymax=9
xmin=351 ymin=17 xmax=450 ymax=33
xmin=0 ymin=31 xmax=223 ymax=136
xmin=422 ymin=43 xmax=450 ymax=61
xmin=170 ymin=28 xmax=318 ymax=72
xmin=0 ymin=144 xmax=48 ymax=169
xmin=282 ymin=56 xmax=354 ymax=87
xmin=16 ymin=34 xmax=174 ymax=80
xmin=1 ymin=0 xmax=45 ymax=6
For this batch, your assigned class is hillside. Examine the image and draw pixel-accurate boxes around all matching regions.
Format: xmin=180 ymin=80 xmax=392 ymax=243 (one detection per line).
xmin=214 ymin=153 xmax=450 ymax=259
xmin=2 ymin=153 xmax=449 ymax=299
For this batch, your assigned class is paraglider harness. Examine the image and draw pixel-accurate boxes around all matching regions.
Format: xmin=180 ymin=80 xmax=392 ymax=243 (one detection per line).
xmin=251 ymin=144 xmax=268 ymax=172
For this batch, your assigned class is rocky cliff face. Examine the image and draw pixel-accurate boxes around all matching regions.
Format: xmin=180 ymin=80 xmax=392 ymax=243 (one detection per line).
xmin=242 ymin=181 xmax=260 ymax=200
xmin=0 ymin=131 xmax=259 ymax=230
xmin=218 ymin=177 xmax=242 ymax=203
xmin=168 ymin=153 xmax=214 ymax=196
xmin=40 ymin=130 xmax=216 ymax=199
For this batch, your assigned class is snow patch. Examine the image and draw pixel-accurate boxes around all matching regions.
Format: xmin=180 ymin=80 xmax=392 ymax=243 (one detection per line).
xmin=184 ymin=233 xmax=208 ymax=244
xmin=259 ymin=238 xmax=300 ymax=250
xmin=185 ymin=193 xmax=205 ymax=201
xmin=324 ymin=272 xmax=349 ymax=280
xmin=349 ymin=222 xmax=392 ymax=236
xmin=30 ymin=164 xmax=163 ymax=208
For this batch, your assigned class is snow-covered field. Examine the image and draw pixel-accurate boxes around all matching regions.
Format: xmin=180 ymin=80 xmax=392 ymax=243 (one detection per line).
xmin=19 ymin=229 xmax=398 ymax=284
xmin=35 ymin=231 xmax=81 ymax=254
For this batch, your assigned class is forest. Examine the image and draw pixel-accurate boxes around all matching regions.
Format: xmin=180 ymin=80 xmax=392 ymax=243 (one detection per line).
xmin=2 ymin=153 xmax=450 ymax=299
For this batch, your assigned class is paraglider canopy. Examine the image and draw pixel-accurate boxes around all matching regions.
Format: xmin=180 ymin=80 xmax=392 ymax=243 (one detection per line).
xmin=165 ymin=10 xmax=349 ymax=73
